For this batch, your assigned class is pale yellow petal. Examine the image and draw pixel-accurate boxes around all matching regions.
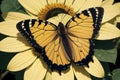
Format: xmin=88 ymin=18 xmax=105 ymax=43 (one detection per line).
xmin=96 ymin=23 xmax=120 ymax=40
xmin=47 ymin=14 xmax=71 ymax=25
xmin=0 ymin=21 xmax=20 ymax=37
xmin=102 ymin=5 xmax=120 ymax=23
xmin=116 ymin=16 xmax=120 ymax=22
xmin=114 ymin=2 xmax=120 ymax=15
xmin=65 ymin=0 xmax=74 ymax=7
xmin=57 ymin=0 xmax=65 ymax=3
xmin=0 ymin=37 xmax=31 ymax=52
xmin=71 ymin=0 xmax=86 ymax=13
xmin=115 ymin=3 xmax=120 ymax=9
xmin=61 ymin=14 xmax=72 ymax=25
xmin=84 ymin=56 xmax=105 ymax=78
xmin=7 ymin=49 xmax=37 ymax=71
xmin=44 ymin=69 xmax=52 ymax=80
xmin=114 ymin=16 xmax=120 ymax=26
xmin=73 ymin=65 xmax=91 ymax=80
xmin=24 ymin=58 xmax=47 ymax=80
xmin=18 ymin=0 xmax=47 ymax=15
xmin=47 ymin=16 xmax=59 ymax=25
xmin=52 ymin=66 xmax=74 ymax=80
xmin=101 ymin=0 xmax=114 ymax=6
xmin=79 ymin=0 xmax=102 ymax=12
xmin=2 ymin=12 xmax=37 ymax=21
xmin=47 ymin=0 xmax=57 ymax=4
xmin=25 ymin=10 xmax=38 ymax=17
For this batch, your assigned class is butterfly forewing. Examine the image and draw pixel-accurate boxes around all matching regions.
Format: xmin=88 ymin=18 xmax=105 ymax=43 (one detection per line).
xmin=67 ymin=7 xmax=103 ymax=39
xmin=66 ymin=7 xmax=104 ymax=65
xmin=17 ymin=19 xmax=43 ymax=51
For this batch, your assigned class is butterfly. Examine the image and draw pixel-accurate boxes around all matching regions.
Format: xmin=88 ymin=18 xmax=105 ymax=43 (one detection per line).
xmin=17 ymin=7 xmax=104 ymax=72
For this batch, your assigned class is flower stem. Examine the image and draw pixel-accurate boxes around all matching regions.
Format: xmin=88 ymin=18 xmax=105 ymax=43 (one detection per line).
xmin=0 ymin=71 xmax=9 ymax=80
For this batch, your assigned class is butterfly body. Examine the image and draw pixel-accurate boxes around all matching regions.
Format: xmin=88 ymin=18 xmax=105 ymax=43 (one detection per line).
xmin=17 ymin=7 xmax=104 ymax=72
xmin=57 ymin=22 xmax=67 ymax=35
xmin=57 ymin=22 xmax=73 ymax=61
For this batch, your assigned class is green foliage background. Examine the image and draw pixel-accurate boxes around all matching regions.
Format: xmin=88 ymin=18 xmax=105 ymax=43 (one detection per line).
xmin=0 ymin=0 xmax=120 ymax=80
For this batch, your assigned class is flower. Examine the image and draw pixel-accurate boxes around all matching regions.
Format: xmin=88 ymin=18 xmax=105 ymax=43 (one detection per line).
xmin=114 ymin=2 xmax=120 ymax=27
xmin=0 ymin=0 xmax=120 ymax=80
xmin=95 ymin=0 xmax=120 ymax=40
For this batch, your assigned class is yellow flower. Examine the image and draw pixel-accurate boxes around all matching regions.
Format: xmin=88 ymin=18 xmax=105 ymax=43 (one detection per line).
xmin=0 ymin=0 xmax=120 ymax=80
xmin=114 ymin=2 xmax=120 ymax=27
xmin=96 ymin=0 xmax=120 ymax=40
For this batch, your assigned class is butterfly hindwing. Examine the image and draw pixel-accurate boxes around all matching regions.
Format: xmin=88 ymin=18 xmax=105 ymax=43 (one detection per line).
xmin=66 ymin=7 xmax=104 ymax=65
xmin=42 ymin=37 xmax=71 ymax=70
xmin=67 ymin=35 xmax=94 ymax=65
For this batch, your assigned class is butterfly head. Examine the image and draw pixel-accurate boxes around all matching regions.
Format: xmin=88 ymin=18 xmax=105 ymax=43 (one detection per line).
xmin=57 ymin=22 xmax=67 ymax=36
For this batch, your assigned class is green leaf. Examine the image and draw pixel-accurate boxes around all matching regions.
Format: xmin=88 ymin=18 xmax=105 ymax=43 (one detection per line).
xmin=1 ymin=0 xmax=26 ymax=14
xmin=94 ymin=40 xmax=117 ymax=64
xmin=112 ymin=69 xmax=120 ymax=80
xmin=95 ymin=48 xmax=117 ymax=64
